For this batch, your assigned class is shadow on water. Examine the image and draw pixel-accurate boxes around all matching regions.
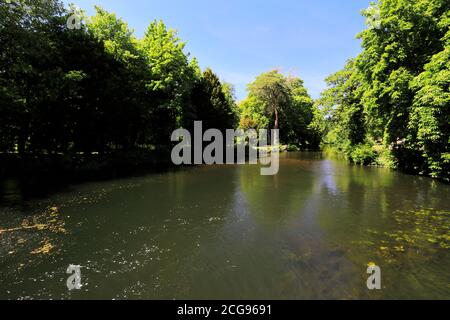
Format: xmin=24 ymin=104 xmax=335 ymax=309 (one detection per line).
xmin=0 ymin=163 xmax=179 ymax=207
xmin=0 ymin=152 xmax=449 ymax=299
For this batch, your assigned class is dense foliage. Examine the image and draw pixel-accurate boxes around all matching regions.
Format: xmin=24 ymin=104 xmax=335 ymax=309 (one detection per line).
xmin=2 ymin=0 xmax=447 ymax=181
xmin=0 ymin=0 xmax=237 ymax=155
xmin=239 ymin=70 xmax=319 ymax=147
xmin=313 ymin=0 xmax=450 ymax=181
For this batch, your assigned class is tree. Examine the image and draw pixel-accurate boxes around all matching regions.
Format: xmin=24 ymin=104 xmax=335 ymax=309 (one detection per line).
xmin=409 ymin=28 xmax=450 ymax=179
xmin=247 ymin=70 xmax=290 ymax=130
xmin=315 ymin=0 xmax=450 ymax=179
xmin=187 ymin=68 xmax=237 ymax=132
xmin=313 ymin=60 xmax=366 ymax=154
xmin=241 ymin=70 xmax=318 ymax=147
xmin=140 ymin=20 xmax=193 ymax=144
xmin=0 ymin=0 xmax=236 ymax=161
xmin=0 ymin=0 xmax=67 ymax=154
xmin=238 ymin=96 xmax=269 ymax=130
xmin=357 ymin=0 xmax=449 ymax=168
xmin=86 ymin=6 xmax=149 ymax=150
xmin=285 ymin=76 xmax=316 ymax=146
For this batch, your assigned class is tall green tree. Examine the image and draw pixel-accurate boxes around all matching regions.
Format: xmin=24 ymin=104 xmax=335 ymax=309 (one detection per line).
xmin=315 ymin=0 xmax=450 ymax=179
xmin=357 ymin=0 xmax=449 ymax=167
xmin=241 ymin=70 xmax=317 ymax=147
xmin=247 ymin=70 xmax=290 ymax=130
xmin=0 ymin=0 xmax=66 ymax=153
xmin=0 ymin=0 xmax=236 ymax=161
xmin=86 ymin=6 xmax=149 ymax=150
xmin=140 ymin=20 xmax=194 ymax=143
xmin=313 ymin=60 xmax=366 ymax=154
xmin=409 ymin=27 xmax=450 ymax=179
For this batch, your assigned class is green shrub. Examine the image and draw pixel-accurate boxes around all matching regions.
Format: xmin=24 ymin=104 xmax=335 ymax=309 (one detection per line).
xmin=350 ymin=144 xmax=376 ymax=165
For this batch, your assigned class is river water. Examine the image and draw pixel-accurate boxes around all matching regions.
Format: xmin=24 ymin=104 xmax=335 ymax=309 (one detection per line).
xmin=0 ymin=152 xmax=449 ymax=299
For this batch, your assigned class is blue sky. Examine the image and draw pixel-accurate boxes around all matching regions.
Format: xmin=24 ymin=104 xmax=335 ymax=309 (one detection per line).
xmin=64 ymin=0 xmax=371 ymax=100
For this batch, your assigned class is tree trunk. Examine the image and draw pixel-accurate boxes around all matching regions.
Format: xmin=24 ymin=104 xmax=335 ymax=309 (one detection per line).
xmin=274 ymin=107 xmax=279 ymax=130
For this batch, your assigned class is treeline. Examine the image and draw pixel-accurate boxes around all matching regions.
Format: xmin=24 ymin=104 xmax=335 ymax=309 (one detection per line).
xmin=313 ymin=0 xmax=450 ymax=181
xmin=239 ymin=70 xmax=320 ymax=148
xmin=0 ymin=0 xmax=237 ymax=156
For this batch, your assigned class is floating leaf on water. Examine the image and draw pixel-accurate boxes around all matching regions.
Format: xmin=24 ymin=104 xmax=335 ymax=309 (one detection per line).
xmin=30 ymin=241 xmax=54 ymax=255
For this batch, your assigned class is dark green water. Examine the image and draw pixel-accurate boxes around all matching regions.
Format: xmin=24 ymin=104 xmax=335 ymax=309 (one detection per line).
xmin=0 ymin=152 xmax=449 ymax=299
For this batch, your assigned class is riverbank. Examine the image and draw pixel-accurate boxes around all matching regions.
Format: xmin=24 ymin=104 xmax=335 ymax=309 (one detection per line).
xmin=0 ymin=144 xmax=302 ymax=182
xmin=321 ymin=146 xmax=450 ymax=184
xmin=0 ymin=145 xmax=309 ymax=201
xmin=0 ymin=148 xmax=173 ymax=182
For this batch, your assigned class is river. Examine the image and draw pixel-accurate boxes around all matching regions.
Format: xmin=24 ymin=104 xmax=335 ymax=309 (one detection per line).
xmin=0 ymin=152 xmax=449 ymax=299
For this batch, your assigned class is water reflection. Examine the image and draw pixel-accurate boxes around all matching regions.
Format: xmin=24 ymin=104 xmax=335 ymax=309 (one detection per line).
xmin=0 ymin=152 xmax=449 ymax=299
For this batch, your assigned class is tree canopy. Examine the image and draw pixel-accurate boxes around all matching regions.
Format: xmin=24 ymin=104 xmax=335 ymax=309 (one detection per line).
xmin=1 ymin=0 xmax=448 ymax=181
xmin=0 ymin=0 xmax=236 ymax=155
xmin=313 ymin=0 xmax=450 ymax=180
xmin=240 ymin=70 xmax=319 ymax=147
